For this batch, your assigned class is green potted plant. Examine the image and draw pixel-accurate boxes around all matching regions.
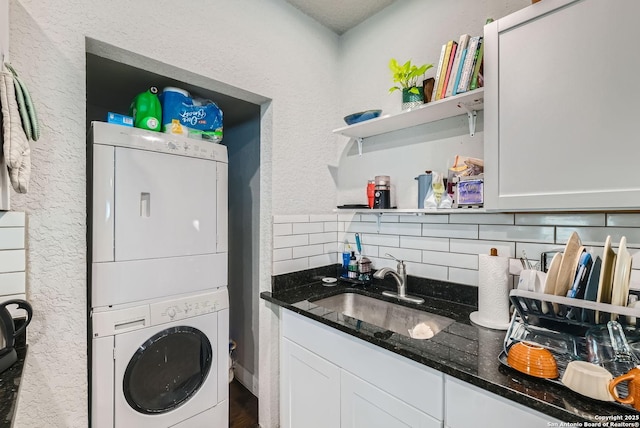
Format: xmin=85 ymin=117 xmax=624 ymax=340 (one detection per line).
xmin=388 ymin=58 xmax=433 ymax=110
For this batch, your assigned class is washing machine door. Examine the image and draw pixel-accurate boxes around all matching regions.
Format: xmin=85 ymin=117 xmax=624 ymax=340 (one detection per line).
xmin=114 ymin=314 xmax=219 ymax=427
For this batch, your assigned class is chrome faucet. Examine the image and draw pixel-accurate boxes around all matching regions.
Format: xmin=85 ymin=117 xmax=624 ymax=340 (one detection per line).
xmin=373 ymin=253 xmax=424 ymax=304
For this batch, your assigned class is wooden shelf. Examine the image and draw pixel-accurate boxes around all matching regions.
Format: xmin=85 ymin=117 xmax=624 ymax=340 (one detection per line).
xmin=333 ymin=88 xmax=484 ymax=139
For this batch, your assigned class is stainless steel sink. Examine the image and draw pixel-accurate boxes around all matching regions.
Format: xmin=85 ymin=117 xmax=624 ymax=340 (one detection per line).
xmin=311 ymin=293 xmax=454 ymax=340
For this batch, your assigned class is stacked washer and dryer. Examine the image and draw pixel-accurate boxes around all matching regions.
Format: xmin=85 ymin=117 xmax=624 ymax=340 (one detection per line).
xmin=88 ymin=122 xmax=229 ymax=428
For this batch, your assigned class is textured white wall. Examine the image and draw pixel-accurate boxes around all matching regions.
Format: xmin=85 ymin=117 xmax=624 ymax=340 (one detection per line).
xmin=8 ymin=0 xmax=339 ymax=426
xmin=336 ymin=0 xmax=530 ymax=207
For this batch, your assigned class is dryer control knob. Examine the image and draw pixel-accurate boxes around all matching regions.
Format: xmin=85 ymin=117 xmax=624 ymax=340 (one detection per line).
xmin=167 ymin=307 xmax=177 ymax=319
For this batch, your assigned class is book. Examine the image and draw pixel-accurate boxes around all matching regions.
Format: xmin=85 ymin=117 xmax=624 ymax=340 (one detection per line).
xmin=469 ymin=38 xmax=485 ymax=91
xmin=445 ymin=34 xmax=470 ymax=98
xmin=435 ymin=40 xmax=454 ymax=100
xmin=431 ymin=43 xmax=447 ymax=102
xmin=456 ymin=36 xmax=481 ymax=94
xmin=440 ymin=42 xmax=457 ymax=99
xmin=452 ymin=49 xmax=467 ymax=96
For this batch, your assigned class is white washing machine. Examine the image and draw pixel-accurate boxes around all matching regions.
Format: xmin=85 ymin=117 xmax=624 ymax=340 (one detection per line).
xmin=88 ymin=122 xmax=230 ymax=427
xmin=92 ymin=288 xmax=229 ymax=428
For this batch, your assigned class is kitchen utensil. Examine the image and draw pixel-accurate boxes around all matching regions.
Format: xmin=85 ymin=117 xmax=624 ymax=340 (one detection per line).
xmin=581 ymin=256 xmax=602 ymax=323
xmin=355 ymin=233 xmax=362 ymax=255
xmin=343 ymin=109 xmax=382 ymax=125
xmin=506 ymin=341 xmax=558 ymax=379
xmin=609 ymin=366 xmax=640 ymax=410
xmin=611 ymin=236 xmax=632 ymax=319
xmin=596 ymin=236 xmax=617 ymax=323
xmin=0 ymin=299 xmax=33 ymax=374
xmin=561 ymin=361 xmax=614 ymax=402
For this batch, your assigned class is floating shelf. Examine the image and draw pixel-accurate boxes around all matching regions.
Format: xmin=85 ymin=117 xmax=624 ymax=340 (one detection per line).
xmin=334 ymin=208 xmax=486 ymax=215
xmin=333 ymin=88 xmax=484 ymax=139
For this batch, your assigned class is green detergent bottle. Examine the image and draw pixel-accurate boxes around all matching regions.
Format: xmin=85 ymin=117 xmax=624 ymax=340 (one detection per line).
xmin=130 ymin=86 xmax=162 ymax=131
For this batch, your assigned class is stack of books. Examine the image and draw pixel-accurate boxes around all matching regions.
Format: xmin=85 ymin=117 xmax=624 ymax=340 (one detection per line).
xmin=431 ymin=34 xmax=484 ymax=102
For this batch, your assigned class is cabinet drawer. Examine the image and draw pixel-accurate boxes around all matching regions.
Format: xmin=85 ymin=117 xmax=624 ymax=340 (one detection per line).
xmin=444 ymin=376 xmax=559 ymax=428
xmin=282 ymin=309 xmax=444 ymax=419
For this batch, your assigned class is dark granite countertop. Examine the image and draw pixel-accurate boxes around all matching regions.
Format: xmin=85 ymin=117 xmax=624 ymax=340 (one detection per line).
xmin=261 ymin=265 xmax=639 ymax=423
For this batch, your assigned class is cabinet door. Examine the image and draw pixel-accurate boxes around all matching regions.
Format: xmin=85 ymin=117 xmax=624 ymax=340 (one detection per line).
xmin=341 ymin=371 xmax=442 ymax=428
xmin=444 ymin=376 xmax=559 ymax=428
xmin=485 ymin=0 xmax=640 ymax=210
xmin=280 ymin=338 xmax=340 ymax=428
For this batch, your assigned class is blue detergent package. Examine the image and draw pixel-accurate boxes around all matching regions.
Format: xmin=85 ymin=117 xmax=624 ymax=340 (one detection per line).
xmin=159 ymin=87 xmax=223 ymax=142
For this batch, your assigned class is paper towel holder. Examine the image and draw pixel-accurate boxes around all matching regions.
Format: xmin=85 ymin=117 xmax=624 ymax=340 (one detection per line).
xmin=470 ymin=247 xmax=512 ymax=330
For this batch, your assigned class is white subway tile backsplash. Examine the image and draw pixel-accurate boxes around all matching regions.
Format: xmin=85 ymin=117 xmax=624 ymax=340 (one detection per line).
xmin=422 ymin=250 xmax=478 ymax=270
xmin=409 ymin=263 xmax=448 ymax=281
xmin=448 ymin=268 xmax=478 ymax=286
xmin=516 ymin=213 xmax=605 ymax=227
xmin=360 ymin=214 xmax=399 ymax=223
xmin=0 ymin=212 xmax=25 ymax=227
xmin=273 ymin=215 xmax=309 ymax=223
xmin=0 ymin=272 xmax=26 ymax=296
xmin=324 ymin=221 xmax=339 ymax=232
xmin=0 ymin=250 xmax=25 ymax=273
xmin=379 ymin=222 xmax=422 ymax=236
xmin=479 ymin=225 xmax=554 ymax=243
xmin=273 ymin=248 xmax=292 ymax=262
xmin=273 ymin=223 xmax=292 ymax=236
xmin=293 ymin=244 xmax=325 ymax=258
xmin=400 ymin=214 xmax=449 ymax=224
xmin=273 ymin=258 xmax=309 ymax=275
xmin=607 ymin=213 xmax=640 ymax=227
xmin=309 ymin=232 xmax=338 ymax=245
xmin=309 ymin=214 xmax=337 ymax=222
xmin=356 ymin=233 xmax=399 ymax=248
xmin=515 ymin=242 xmax=564 ymax=262
xmin=422 ymin=223 xmax=478 ymax=239
xmin=338 ymin=213 xmax=358 ymax=222
xmin=450 ymin=239 xmax=515 ymax=258
xmin=309 ymin=253 xmax=337 ymax=268
xmin=557 ymin=227 xmax=640 ymax=247
xmin=449 ymin=213 xmax=514 ymax=225
xmin=378 ymin=247 xmax=422 ymax=263
xmin=400 ymin=236 xmax=449 ymax=252
xmin=292 ymin=222 xmax=324 ymax=234
xmin=271 ymin=212 xmax=640 ymax=294
xmin=273 ymin=234 xmax=308 ymax=249
xmin=0 ymin=228 xmax=25 ymax=250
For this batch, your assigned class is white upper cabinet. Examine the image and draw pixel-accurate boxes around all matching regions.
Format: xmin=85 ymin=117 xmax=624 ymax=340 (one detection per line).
xmin=484 ymin=0 xmax=640 ymax=211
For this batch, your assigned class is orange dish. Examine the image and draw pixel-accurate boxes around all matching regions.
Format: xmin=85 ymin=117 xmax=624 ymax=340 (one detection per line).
xmin=507 ymin=342 xmax=559 ymax=379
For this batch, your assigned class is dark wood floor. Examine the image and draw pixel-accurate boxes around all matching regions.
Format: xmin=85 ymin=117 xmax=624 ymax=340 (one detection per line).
xmin=229 ymin=379 xmax=258 ymax=428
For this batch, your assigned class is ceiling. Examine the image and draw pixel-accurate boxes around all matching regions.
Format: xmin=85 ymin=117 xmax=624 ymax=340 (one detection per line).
xmin=285 ymin=0 xmax=397 ymax=34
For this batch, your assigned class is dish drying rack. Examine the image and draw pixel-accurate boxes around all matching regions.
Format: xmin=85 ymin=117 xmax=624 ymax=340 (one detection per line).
xmin=501 ymin=289 xmax=640 ymax=409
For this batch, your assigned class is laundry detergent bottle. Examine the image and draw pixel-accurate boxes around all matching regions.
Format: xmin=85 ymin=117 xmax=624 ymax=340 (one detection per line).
xmin=130 ymin=86 xmax=162 ymax=131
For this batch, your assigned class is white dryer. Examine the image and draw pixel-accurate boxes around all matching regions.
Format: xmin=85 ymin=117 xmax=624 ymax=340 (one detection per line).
xmin=92 ymin=288 xmax=229 ymax=428
xmin=89 ymin=121 xmax=229 ymax=308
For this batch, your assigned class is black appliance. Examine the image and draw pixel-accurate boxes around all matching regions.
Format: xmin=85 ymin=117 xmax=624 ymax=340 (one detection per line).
xmin=0 ymin=299 xmax=32 ymax=373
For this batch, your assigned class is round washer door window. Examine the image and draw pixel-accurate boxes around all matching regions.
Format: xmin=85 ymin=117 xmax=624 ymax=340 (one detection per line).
xmin=123 ymin=326 xmax=213 ymax=414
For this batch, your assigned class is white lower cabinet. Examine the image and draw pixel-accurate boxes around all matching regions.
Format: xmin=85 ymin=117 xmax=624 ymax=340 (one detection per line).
xmin=341 ymin=371 xmax=441 ymax=428
xmin=281 ymin=309 xmax=444 ymax=428
xmin=444 ymin=376 xmax=560 ymax=428
xmin=281 ymin=338 xmax=340 ymax=428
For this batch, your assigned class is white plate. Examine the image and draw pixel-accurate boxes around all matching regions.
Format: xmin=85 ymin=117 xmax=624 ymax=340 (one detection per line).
xmin=596 ymin=236 xmax=617 ymax=323
xmin=611 ymin=237 xmax=632 ymax=311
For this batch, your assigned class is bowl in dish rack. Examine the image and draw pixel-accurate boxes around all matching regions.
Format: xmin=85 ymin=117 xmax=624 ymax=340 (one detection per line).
xmin=343 ymin=110 xmax=382 ymax=125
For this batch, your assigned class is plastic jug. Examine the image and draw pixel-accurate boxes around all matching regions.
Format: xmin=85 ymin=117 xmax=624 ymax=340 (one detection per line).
xmin=415 ymin=172 xmax=432 ymax=209
xmin=130 ymin=86 xmax=162 ymax=131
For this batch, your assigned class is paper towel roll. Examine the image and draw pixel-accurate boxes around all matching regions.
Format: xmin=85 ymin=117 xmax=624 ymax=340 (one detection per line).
xmin=470 ymin=252 xmax=511 ymax=330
